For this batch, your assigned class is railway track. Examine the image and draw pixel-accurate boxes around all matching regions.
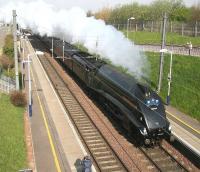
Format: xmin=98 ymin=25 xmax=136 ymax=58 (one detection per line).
xmin=29 ymin=36 xmax=197 ymax=172
xmin=140 ymin=145 xmax=188 ymax=172
xmin=38 ymin=53 xmax=127 ymax=172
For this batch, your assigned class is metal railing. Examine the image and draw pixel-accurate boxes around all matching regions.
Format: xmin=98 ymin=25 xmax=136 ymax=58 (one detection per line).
xmin=0 ymin=74 xmax=16 ymax=93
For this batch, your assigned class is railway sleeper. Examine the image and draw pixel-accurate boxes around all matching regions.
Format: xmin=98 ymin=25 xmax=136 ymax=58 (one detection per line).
xmin=68 ymin=109 xmax=84 ymax=114
xmin=81 ymin=129 xmax=98 ymax=133
xmin=66 ymin=106 xmax=82 ymax=110
xmin=71 ymin=113 xmax=85 ymax=117
xmin=75 ymin=122 xmax=92 ymax=126
xmin=98 ymin=159 xmax=119 ymax=166
xmin=78 ymin=126 xmax=94 ymax=130
xmin=83 ymin=135 xmax=101 ymax=140
xmin=62 ymin=98 xmax=74 ymax=102
xmin=93 ymin=151 xmax=113 ymax=156
xmin=57 ymin=89 xmax=69 ymax=92
xmin=71 ymin=116 xmax=86 ymax=120
xmin=88 ymin=142 xmax=106 ymax=148
xmin=90 ymin=146 xmax=108 ymax=151
xmin=73 ymin=117 xmax=89 ymax=122
xmin=75 ymin=122 xmax=92 ymax=127
xmin=95 ymin=154 xmax=115 ymax=160
xmin=100 ymin=164 xmax=124 ymax=172
xmin=86 ymin=139 xmax=103 ymax=144
xmin=81 ymin=132 xmax=99 ymax=137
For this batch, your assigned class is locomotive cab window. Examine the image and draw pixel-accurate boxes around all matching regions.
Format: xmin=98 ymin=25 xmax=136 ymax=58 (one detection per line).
xmin=137 ymin=84 xmax=160 ymax=111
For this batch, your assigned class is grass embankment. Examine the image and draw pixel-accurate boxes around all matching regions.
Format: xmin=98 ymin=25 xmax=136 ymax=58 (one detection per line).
xmin=146 ymin=52 xmax=200 ymax=121
xmin=0 ymin=94 xmax=26 ymax=171
xmin=123 ymin=31 xmax=200 ymax=46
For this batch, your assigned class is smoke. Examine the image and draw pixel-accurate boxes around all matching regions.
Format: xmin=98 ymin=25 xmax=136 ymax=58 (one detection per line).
xmin=0 ymin=0 xmax=149 ymax=79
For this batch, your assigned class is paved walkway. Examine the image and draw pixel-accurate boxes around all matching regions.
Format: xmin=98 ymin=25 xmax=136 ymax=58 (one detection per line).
xmin=137 ymin=44 xmax=200 ymax=57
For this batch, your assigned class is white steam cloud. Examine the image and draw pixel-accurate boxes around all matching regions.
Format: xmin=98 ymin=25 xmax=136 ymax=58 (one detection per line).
xmin=0 ymin=0 xmax=149 ymax=79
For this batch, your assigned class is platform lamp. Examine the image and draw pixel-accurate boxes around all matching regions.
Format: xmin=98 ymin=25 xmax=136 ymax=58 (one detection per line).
xmin=160 ymin=49 xmax=173 ymax=105
xmin=22 ymin=51 xmax=44 ymax=117
xmin=127 ymin=17 xmax=135 ymax=39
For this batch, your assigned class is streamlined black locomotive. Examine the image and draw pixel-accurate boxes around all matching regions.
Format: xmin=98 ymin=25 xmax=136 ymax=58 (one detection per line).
xmin=41 ymin=36 xmax=172 ymax=145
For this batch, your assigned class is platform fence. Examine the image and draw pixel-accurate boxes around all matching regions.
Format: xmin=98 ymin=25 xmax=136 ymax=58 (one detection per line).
xmin=0 ymin=74 xmax=16 ymax=94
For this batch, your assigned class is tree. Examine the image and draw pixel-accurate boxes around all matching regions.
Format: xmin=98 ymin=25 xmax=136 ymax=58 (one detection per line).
xmin=0 ymin=55 xmax=14 ymax=70
xmin=95 ymin=7 xmax=112 ymax=23
xmin=149 ymin=0 xmax=186 ymax=21
xmin=190 ymin=3 xmax=200 ymax=22
xmin=3 ymin=34 xmax=14 ymax=58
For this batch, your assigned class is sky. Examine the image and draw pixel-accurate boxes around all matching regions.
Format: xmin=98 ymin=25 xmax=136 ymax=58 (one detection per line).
xmin=0 ymin=0 xmax=199 ymax=12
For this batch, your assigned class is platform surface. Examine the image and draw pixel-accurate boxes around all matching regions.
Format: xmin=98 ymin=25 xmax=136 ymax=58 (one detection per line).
xmin=166 ymin=105 xmax=200 ymax=156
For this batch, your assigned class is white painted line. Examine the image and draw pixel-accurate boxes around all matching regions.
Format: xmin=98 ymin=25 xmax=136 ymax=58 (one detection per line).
xmin=172 ymin=131 xmax=200 ymax=157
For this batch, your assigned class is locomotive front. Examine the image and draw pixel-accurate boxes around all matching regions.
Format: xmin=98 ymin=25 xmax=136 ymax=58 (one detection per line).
xmin=136 ymin=86 xmax=172 ymax=145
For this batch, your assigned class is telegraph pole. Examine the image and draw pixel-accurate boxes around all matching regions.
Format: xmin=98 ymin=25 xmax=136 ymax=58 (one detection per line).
xmin=63 ymin=36 xmax=65 ymax=61
xmin=13 ymin=10 xmax=19 ymax=90
xmin=157 ymin=12 xmax=167 ymax=93
xmin=52 ymin=37 xmax=54 ymax=58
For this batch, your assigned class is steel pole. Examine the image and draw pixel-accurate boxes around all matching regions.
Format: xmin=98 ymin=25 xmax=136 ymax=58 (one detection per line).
xmin=127 ymin=19 xmax=129 ymax=38
xmin=158 ymin=12 xmax=167 ymax=93
xmin=63 ymin=37 xmax=65 ymax=61
xmin=28 ymin=55 xmax=32 ymax=116
xmin=167 ymin=52 xmax=173 ymax=105
xmin=52 ymin=37 xmax=54 ymax=58
xmin=22 ymin=38 xmax=25 ymax=89
xmin=13 ymin=10 xmax=19 ymax=90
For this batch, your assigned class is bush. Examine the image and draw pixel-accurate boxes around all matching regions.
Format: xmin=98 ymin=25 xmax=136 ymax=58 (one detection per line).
xmin=10 ymin=91 xmax=27 ymax=107
xmin=0 ymin=55 xmax=14 ymax=70
xmin=3 ymin=34 xmax=14 ymax=58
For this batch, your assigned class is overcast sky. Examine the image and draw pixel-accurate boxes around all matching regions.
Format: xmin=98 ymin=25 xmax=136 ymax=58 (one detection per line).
xmin=0 ymin=0 xmax=199 ymax=11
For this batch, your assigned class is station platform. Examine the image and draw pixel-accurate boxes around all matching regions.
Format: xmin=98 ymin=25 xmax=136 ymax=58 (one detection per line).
xmin=165 ymin=105 xmax=200 ymax=156
xmin=23 ymin=38 xmax=96 ymax=172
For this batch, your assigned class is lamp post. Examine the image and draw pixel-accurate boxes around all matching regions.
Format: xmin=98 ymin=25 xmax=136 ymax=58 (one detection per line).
xmin=22 ymin=55 xmax=32 ymax=116
xmin=160 ymin=49 xmax=173 ymax=105
xmin=22 ymin=51 xmax=44 ymax=117
xmin=127 ymin=17 xmax=135 ymax=39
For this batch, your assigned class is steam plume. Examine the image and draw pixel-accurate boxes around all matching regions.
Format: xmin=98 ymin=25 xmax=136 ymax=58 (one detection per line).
xmin=0 ymin=0 xmax=149 ymax=79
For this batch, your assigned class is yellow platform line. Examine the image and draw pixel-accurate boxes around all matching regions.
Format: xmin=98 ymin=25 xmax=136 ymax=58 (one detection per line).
xmin=166 ymin=110 xmax=200 ymax=135
xmin=31 ymin=68 xmax=62 ymax=172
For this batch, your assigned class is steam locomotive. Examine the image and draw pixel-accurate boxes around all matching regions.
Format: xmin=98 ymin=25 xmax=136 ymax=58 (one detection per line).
xmin=41 ymin=36 xmax=172 ymax=145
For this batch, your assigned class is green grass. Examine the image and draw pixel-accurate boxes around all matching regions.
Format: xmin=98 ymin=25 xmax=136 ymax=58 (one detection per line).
xmin=123 ymin=31 xmax=200 ymax=46
xmin=0 ymin=93 xmax=27 ymax=171
xmin=146 ymin=52 xmax=200 ymax=121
